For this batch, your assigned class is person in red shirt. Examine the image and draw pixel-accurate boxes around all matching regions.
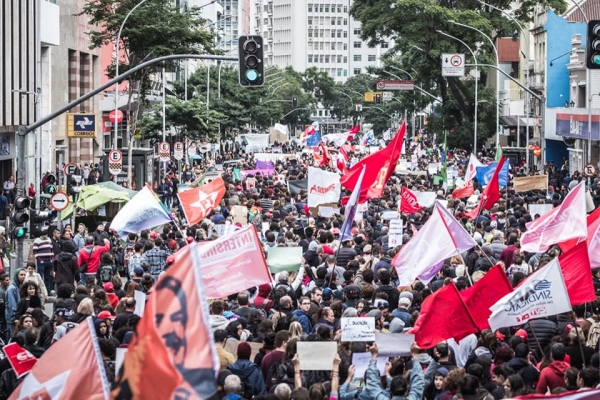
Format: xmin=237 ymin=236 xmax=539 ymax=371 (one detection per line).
xmin=77 ymin=236 xmax=110 ymax=284
xmin=536 ymin=343 xmax=570 ymax=394
xmin=28 ymin=182 xmax=36 ymax=199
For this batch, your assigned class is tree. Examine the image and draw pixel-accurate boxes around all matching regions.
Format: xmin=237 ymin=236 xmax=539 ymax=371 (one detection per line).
xmin=139 ymin=97 xmax=223 ymax=143
xmin=350 ymin=0 xmax=566 ymax=149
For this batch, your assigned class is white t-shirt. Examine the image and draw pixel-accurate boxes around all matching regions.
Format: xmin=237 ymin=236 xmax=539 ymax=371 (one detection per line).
xmin=52 ymin=321 xmax=79 ymax=342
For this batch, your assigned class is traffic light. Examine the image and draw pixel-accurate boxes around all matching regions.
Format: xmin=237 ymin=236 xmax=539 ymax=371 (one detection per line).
xmin=292 ymin=97 xmax=298 ymax=107
xmin=29 ymin=210 xmax=51 ymax=238
xmin=66 ymin=174 xmax=82 ymax=196
xmin=238 ymin=35 xmax=264 ymax=87
xmin=375 ymin=93 xmax=382 ymax=104
xmin=11 ymin=196 xmax=30 ymax=239
xmin=45 ymin=174 xmax=57 ymax=194
xmin=587 ymin=21 xmax=600 ymax=68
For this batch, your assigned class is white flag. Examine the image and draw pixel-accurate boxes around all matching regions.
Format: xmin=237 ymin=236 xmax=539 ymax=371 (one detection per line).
xmin=488 ymin=258 xmax=571 ymax=331
xmin=464 ymin=153 xmax=483 ymax=183
xmin=307 ymin=167 xmax=341 ymax=207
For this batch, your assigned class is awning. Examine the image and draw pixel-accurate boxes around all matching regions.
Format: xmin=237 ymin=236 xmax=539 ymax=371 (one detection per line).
xmin=499 ymin=116 xmax=537 ymax=127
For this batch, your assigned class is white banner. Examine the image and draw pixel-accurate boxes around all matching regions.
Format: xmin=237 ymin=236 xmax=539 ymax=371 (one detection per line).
xmin=414 ymin=191 xmax=437 ymax=208
xmin=488 ymin=259 xmax=571 ymax=331
xmin=307 ymin=167 xmax=341 ymax=207
xmin=244 ymin=134 xmax=270 ymax=149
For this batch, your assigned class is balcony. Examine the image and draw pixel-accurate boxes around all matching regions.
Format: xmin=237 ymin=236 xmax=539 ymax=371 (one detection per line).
xmin=528 ymin=73 xmax=545 ymax=90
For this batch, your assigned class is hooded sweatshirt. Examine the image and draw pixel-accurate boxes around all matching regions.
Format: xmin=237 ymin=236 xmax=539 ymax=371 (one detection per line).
xmin=5 ymin=268 xmax=24 ymax=326
xmin=535 ymin=360 xmax=570 ymax=393
xmin=227 ymin=359 xmax=267 ymax=396
xmin=253 ymin=284 xmax=273 ymax=314
xmin=53 ymin=251 xmax=79 ymax=286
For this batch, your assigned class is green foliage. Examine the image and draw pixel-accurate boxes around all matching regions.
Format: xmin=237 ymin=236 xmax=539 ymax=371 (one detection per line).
xmin=139 ymin=96 xmax=223 ymax=142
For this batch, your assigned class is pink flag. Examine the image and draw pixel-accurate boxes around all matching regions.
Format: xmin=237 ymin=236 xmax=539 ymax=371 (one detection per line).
xmin=392 ymin=202 xmax=476 ymax=286
xmin=520 ymin=181 xmax=587 ymax=253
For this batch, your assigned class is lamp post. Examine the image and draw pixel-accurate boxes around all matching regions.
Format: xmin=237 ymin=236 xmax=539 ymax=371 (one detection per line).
xmin=463 ymin=7 xmax=531 ymax=168
xmin=12 ymin=89 xmax=41 ymax=208
xmin=436 ymin=30 xmax=479 ymax=152
xmin=389 ymin=66 xmax=417 ymax=138
xmin=114 ymin=0 xmax=151 ymax=150
xmin=447 ymin=20 xmax=499 ymax=150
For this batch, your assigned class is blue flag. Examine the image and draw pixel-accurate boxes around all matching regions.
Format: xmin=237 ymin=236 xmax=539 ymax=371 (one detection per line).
xmin=340 ymin=166 xmax=366 ymax=242
xmin=306 ymin=131 xmax=322 ymax=146
xmin=476 ymin=161 xmax=509 ymax=186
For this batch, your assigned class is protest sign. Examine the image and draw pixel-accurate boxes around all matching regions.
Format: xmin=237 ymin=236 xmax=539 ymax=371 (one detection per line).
xmin=268 ymin=247 xmax=303 ymax=273
xmin=388 ymin=219 xmax=403 ymax=248
xmin=115 ymin=347 xmax=128 ymax=376
xmin=231 ymin=205 xmax=248 ymax=225
xmin=352 ymin=352 xmax=388 ymax=377
xmin=528 ymin=203 xmax=553 ymax=217
xmin=340 ymin=317 xmax=375 ymax=342
xmin=374 ymin=333 xmax=415 ymax=357
xmin=134 ymin=290 xmax=146 ymax=317
xmin=297 ymin=342 xmax=337 ymax=370
xmin=513 ymin=175 xmax=548 ymax=192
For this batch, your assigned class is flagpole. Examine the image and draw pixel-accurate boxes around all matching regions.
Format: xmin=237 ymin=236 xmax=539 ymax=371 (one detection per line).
xmin=571 ymin=314 xmax=588 ymax=368
xmin=526 ymin=321 xmax=544 ymax=357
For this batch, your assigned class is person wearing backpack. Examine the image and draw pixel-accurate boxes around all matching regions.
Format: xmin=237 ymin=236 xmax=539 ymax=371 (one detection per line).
xmin=51 ymin=307 xmax=78 ymax=345
xmin=98 ymin=252 xmax=117 ymax=285
xmin=122 ymin=234 xmax=137 ymax=278
xmin=260 ymin=330 xmax=291 ymax=392
xmin=78 ymin=236 xmax=110 ymax=284
xmin=227 ymin=342 xmax=266 ymax=398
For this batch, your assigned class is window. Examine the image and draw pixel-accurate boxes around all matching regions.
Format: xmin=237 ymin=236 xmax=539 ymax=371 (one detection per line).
xmin=331 ymin=42 xmax=336 ymax=50
xmin=320 ymin=42 xmax=324 ymax=50
xmin=308 ymin=4 xmax=313 ymax=12
xmin=368 ymin=55 xmax=377 ymax=62
xmin=264 ymin=5 xmax=269 ymax=11
xmin=325 ymin=4 xmax=329 ymax=12
xmin=319 ymin=4 xmax=323 ymax=12
xmin=308 ymin=29 xmax=313 ymax=37
xmin=337 ymin=5 xmax=342 ymax=12
xmin=353 ymin=55 xmax=362 ymax=61
xmin=337 ymin=68 xmax=342 ymax=76
xmin=331 ymin=18 xmax=336 ymax=25
xmin=308 ymin=55 xmax=313 ymax=63
xmin=343 ymin=30 xmax=347 ymax=38
xmin=337 ymin=30 xmax=342 ymax=38
xmin=343 ymin=56 xmax=348 ymax=63
xmin=320 ymin=29 xmax=324 ymax=37
xmin=343 ymin=43 xmax=347 ymax=50
xmin=343 ymin=69 xmax=348 ymax=76
xmin=354 ymin=28 xmax=361 ymax=35
xmin=353 ymin=41 xmax=361 ymax=48
xmin=308 ymin=17 xmax=313 ymax=25
xmin=264 ymin=19 xmax=268 ymax=24
xmin=337 ymin=55 xmax=342 ymax=63
xmin=381 ymin=41 xmax=389 ymax=48
xmin=320 ymin=17 xmax=324 ymax=25
xmin=319 ymin=55 xmax=324 ymax=62
xmin=344 ymin=6 xmax=348 ymax=12
xmin=343 ymin=18 xmax=348 ymax=25
xmin=337 ymin=17 xmax=342 ymax=25
xmin=319 ymin=110 xmax=323 ymax=116
xmin=325 ymin=55 xmax=330 ymax=63
xmin=353 ymin=68 xmax=361 ymax=75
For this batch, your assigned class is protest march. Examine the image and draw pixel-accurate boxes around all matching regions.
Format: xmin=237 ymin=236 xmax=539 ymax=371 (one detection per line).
xmin=4 ymin=121 xmax=600 ymax=400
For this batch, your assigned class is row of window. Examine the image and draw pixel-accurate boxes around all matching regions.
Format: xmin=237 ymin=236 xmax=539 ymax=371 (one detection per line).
xmin=308 ymin=42 xmax=347 ymax=51
xmin=308 ymin=54 xmax=377 ymax=63
xmin=308 ymin=29 xmax=347 ymax=38
xmin=307 ymin=4 xmax=349 ymax=13
xmin=308 ymin=17 xmax=348 ymax=26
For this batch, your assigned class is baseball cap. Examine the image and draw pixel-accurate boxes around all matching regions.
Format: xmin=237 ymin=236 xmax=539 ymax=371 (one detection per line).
xmin=343 ymin=285 xmax=360 ymax=299
xmin=55 ymin=308 xmax=73 ymax=318
xmin=102 ymin=282 xmax=114 ymax=292
xmin=399 ymin=297 xmax=411 ymax=307
xmin=278 ymin=271 xmax=289 ymax=283
xmin=133 ymin=266 xmax=144 ymax=276
xmin=97 ymin=310 xmax=116 ymax=320
xmin=149 ymin=232 xmax=159 ymax=239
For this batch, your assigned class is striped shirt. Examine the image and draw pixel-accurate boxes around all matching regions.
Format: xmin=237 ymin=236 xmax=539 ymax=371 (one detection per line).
xmin=33 ymin=237 xmax=54 ymax=262
xmin=260 ymin=198 xmax=274 ymax=210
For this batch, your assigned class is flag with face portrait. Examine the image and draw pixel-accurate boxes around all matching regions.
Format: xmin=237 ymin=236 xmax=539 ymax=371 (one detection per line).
xmin=111 ymin=242 xmax=218 ymax=399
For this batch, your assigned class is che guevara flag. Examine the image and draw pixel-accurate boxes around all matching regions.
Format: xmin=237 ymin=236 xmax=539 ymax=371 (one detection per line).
xmin=112 ymin=242 xmax=219 ymax=400
xmin=340 ymin=121 xmax=406 ymax=203
xmin=178 ymin=177 xmax=226 ymax=226
xmin=10 ymin=317 xmax=110 ymax=400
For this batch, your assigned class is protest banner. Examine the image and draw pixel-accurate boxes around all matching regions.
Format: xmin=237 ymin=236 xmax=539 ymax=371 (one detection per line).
xmin=374 ymin=333 xmax=414 ymax=357
xmin=340 ymin=317 xmax=375 ymax=342
xmin=513 ymin=175 xmax=548 ymax=192
xmin=3 ymin=343 xmax=37 ymax=378
xmin=268 ymin=247 xmax=303 ymax=273
xmin=297 ymin=342 xmax=337 ymax=370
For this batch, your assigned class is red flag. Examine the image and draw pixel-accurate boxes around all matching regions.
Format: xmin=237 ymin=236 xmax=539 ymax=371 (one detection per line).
xmin=112 ymin=242 xmax=218 ymax=399
xmin=452 ymin=180 xmax=475 ymax=199
xmin=520 ymin=181 xmax=587 ymax=253
xmin=303 ymin=125 xmax=315 ymax=137
xmin=3 ymin=343 xmax=37 ymax=378
xmin=337 ymin=147 xmax=348 ymax=173
xmin=340 ymin=121 xmax=406 ymax=203
xmin=409 ymin=281 xmax=478 ymax=348
xmin=558 ymin=241 xmax=596 ymax=306
xmin=465 ymin=156 xmax=505 ymax=219
xmin=177 ymin=177 xmax=226 ymax=226
xmin=460 ymin=264 xmax=513 ymax=330
xmin=347 ymin=125 xmax=360 ymax=141
xmin=319 ymin=142 xmax=330 ymax=167
xmin=400 ymin=187 xmax=423 ymax=213
xmin=10 ymin=317 xmax=109 ymax=400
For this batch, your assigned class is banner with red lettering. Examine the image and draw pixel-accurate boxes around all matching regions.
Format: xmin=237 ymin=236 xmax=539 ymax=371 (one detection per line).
xmin=176 ymin=225 xmax=272 ymax=299
xmin=307 ymin=167 xmax=341 ymax=207
xmin=400 ymin=187 xmax=423 ymax=213
xmin=3 ymin=343 xmax=37 ymax=378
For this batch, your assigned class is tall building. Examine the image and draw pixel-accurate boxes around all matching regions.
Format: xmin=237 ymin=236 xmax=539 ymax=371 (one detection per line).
xmin=217 ymin=0 xmax=251 ymax=57
xmin=252 ymin=0 xmax=392 ymax=82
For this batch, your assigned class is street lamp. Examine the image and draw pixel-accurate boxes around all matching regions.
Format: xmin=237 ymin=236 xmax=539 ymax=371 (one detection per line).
xmin=436 ymin=30 xmax=479 ymax=152
xmin=448 ymin=19 xmax=499 ymax=150
xmin=389 ymin=66 xmax=417 ymax=138
xmin=477 ymin=0 xmax=536 ymax=167
xmin=114 ymin=0 xmax=151 ymax=150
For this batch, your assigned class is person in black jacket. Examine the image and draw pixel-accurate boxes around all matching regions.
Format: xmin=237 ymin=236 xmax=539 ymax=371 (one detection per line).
xmin=507 ymin=343 xmax=540 ymax=390
xmin=335 ymin=240 xmax=356 ymax=268
xmin=525 ymin=318 xmax=558 ymax=359
xmin=52 ymin=241 xmax=79 ymax=287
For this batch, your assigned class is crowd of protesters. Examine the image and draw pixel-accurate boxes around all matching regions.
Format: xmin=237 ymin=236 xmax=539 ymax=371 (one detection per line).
xmin=0 ymin=133 xmax=599 ymax=399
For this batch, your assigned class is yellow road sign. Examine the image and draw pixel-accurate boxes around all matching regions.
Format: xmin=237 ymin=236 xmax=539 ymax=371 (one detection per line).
xmin=364 ymin=92 xmax=383 ymax=102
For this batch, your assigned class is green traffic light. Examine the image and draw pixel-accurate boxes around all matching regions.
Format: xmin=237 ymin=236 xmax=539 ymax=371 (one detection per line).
xmin=593 ymin=55 xmax=600 ymax=65
xmin=245 ymin=69 xmax=259 ymax=81
xmin=13 ymin=227 xmax=27 ymax=239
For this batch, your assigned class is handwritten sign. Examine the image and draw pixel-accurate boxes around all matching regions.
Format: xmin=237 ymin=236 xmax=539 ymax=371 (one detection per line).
xmin=352 ymin=352 xmax=388 ymax=377
xmin=340 ymin=317 xmax=375 ymax=342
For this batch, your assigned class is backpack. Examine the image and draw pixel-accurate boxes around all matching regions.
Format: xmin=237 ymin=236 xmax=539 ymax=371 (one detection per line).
xmin=100 ymin=264 xmax=114 ymax=283
xmin=64 ymin=322 xmax=77 ymax=334
xmin=586 ymin=318 xmax=600 ymax=348
xmin=241 ymin=381 xmax=253 ymax=400
xmin=123 ymin=244 xmax=135 ymax=269
xmin=266 ymin=357 xmax=292 ymax=390
xmin=274 ymin=311 xmax=298 ymax=331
